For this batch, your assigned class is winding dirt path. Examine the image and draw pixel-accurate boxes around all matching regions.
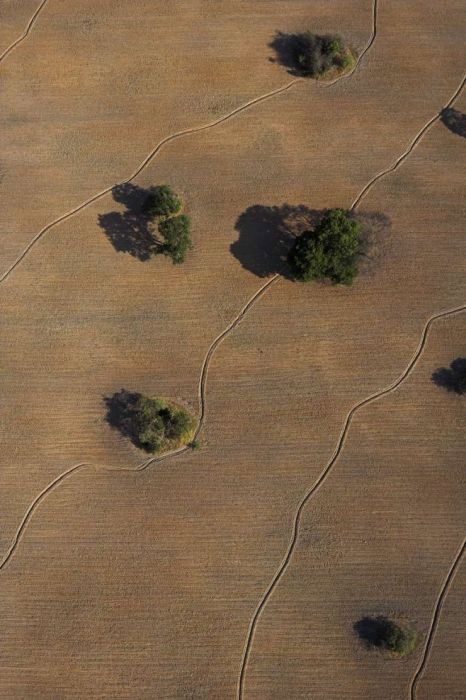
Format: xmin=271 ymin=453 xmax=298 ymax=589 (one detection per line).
xmin=0 ymin=78 xmax=302 ymax=284
xmin=0 ymin=0 xmax=49 ymax=66
xmin=0 ymin=461 xmax=88 ymax=572
xmin=0 ymin=0 xmax=380 ymax=571
xmin=408 ymin=539 xmax=466 ymax=700
xmin=236 ymin=304 xmax=466 ymax=699
xmin=0 ymin=0 xmax=379 ymax=287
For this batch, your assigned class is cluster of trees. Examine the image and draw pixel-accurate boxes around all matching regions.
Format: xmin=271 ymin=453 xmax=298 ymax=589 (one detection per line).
xmin=105 ymin=390 xmax=195 ymax=454
xmin=144 ymin=185 xmax=192 ymax=264
xmin=288 ymin=209 xmax=361 ymax=285
xmin=294 ymin=32 xmax=354 ymax=78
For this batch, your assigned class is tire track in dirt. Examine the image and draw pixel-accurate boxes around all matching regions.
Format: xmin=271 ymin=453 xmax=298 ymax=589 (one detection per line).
xmin=408 ymin=539 xmax=466 ymax=700
xmin=236 ymin=68 xmax=466 ymax=697
xmin=351 ymin=74 xmax=466 ymax=209
xmin=0 ymin=276 xmax=280 ymax=568
xmin=0 ymin=461 xmax=88 ymax=572
xmin=0 ymin=0 xmax=379 ymax=286
xmin=0 ymin=78 xmax=302 ymax=285
xmin=236 ymin=304 xmax=466 ymax=699
xmin=0 ymin=0 xmax=379 ymax=570
xmin=0 ymin=0 xmax=49 ymax=66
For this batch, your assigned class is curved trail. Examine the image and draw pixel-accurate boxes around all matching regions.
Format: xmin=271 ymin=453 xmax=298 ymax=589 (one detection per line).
xmin=0 ymin=0 xmax=379 ymax=568
xmin=0 ymin=276 xmax=280 ymax=567
xmin=0 ymin=79 xmax=301 ymax=285
xmin=0 ymin=0 xmax=379 ymax=286
xmin=409 ymin=539 xmax=466 ymax=700
xmin=236 ymin=304 xmax=466 ymax=698
xmin=236 ymin=66 xmax=466 ymax=698
xmin=0 ymin=0 xmax=48 ymax=66
xmin=0 ymin=462 xmax=89 ymax=572
xmin=351 ymin=74 xmax=466 ymax=209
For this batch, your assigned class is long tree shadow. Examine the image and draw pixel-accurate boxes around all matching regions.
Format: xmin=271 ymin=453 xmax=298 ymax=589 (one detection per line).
xmin=98 ymin=183 xmax=161 ymax=261
xmin=432 ymin=357 xmax=466 ymax=394
xmin=268 ymin=32 xmax=310 ymax=76
xmin=104 ymin=389 xmax=143 ymax=447
xmin=440 ymin=107 xmax=466 ymax=138
xmin=231 ymin=205 xmax=391 ymax=279
xmin=231 ymin=204 xmax=326 ymax=278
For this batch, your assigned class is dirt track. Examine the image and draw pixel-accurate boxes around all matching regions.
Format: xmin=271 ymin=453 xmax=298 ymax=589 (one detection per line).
xmin=0 ymin=1 xmax=464 ymax=698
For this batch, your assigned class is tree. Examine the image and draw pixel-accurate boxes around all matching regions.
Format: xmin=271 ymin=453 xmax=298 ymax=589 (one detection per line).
xmin=295 ymin=32 xmax=354 ymax=78
xmin=143 ymin=185 xmax=182 ymax=219
xmin=354 ymin=616 xmax=417 ymax=656
xmin=105 ymin=390 xmax=195 ymax=453
xmin=159 ymin=214 xmax=192 ymax=264
xmin=288 ymin=208 xmax=361 ymax=284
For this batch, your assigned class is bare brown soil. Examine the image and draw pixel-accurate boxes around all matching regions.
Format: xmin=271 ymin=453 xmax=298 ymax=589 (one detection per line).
xmin=0 ymin=1 xmax=464 ymax=698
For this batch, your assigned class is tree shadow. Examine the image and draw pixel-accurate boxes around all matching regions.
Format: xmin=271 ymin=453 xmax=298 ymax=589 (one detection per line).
xmin=98 ymin=183 xmax=162 ymax=261
xmin=231 ymin=204 xmax=327 ymax=278
xmin=231 ymin=205 xmax=391 ymax=279
xmin=268 ymin=32 xmax=310 ymax=76
xmin=440 ymin=107 xmax=466 ymax=138
xmin=104 ymin=389 xmax=143 ymax=448
xmin=354 ymin=616 xmax=391 ymax=649
xmin=432 ymin=357 xmax=466 ymax=395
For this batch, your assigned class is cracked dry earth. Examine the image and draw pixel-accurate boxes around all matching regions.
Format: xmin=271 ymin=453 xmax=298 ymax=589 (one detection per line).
xmin=0 ymin=1 xmax=464 ymax=698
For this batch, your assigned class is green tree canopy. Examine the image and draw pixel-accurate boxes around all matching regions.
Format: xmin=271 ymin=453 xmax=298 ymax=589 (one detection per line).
xmin=143 ymin=185 xmax=182 ymax=219
xmin=159 ymin=214 xmax=192 ymax=264
xmin=288 ymin=208 xmax=361 ymax=284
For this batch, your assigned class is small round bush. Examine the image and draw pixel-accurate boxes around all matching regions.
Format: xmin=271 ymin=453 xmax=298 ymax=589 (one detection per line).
xmin=288 ymin=208 xmax=361 ymax=285
xmin=143 ymin=185 xmax=182 ymax=219
xmin=105 ymin=390 xmax=195 ymax=454
xmin=355 ymin=616 xmax=417 ymax=656
xmin=159 ymin=214 xmax=192 ymax=264
xmin=295 ymin=32 xmax=354 ymax=78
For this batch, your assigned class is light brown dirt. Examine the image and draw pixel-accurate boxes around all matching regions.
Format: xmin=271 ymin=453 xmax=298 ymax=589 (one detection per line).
xmin=0 ymin=0 xmax=464 ymax=698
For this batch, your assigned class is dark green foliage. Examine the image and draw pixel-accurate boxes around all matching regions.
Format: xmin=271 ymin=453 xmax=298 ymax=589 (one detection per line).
xmin=288 ymin=208 xmax=361 ymax=284
xmin=143 ymin=185 xmax=182 ymax=219
xmin=159 ymin=214 xmax=192 ymax=264
xmin=190 ymin=439 xmax=201 ymax=450
xmin=432 ymin=358 xmax=466 ymax=394
xmin=105 ymin=390 xmax=195 ymax=453
xmin=354 ymin=616 xmax=417 ymax=656
xmin=295 ymin=32 xmax=352 ymax=78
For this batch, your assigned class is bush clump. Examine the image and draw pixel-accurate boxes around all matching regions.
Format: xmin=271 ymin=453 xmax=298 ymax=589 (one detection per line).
xmin=295 ymin=32 xmax=354 ymax=78
xmin=159 ymin=214 xmax=192 ymax=264
xmin=143 ymin=185 xmax=182 ymax=219
xmin=288 ymin=208 xmax=361 ymax=285
xmin=105 ymin=390 xmax=195 ymax=453
xmin=355 ymin=616 xmax=417 ymax=656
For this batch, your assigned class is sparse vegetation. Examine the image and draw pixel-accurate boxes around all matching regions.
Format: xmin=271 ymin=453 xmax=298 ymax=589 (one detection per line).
xmin=288 ymin=208 xmax=361 ymax=284
xmin=292 ymin=32 xmax=354 ymax=78
xmin=354 ymin=616 xmax=417 ymax=656
xmin=143 ymin=185 xmax=182 ymax=219
xmin=159 ymin=214 xmax=192 ymax=264
xmin=105 ymin=390 xmax=195 ymax=453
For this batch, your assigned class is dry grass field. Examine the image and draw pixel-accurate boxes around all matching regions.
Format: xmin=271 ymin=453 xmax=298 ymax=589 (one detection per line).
xmin=0 ymin=1 xmax=464 ymax=698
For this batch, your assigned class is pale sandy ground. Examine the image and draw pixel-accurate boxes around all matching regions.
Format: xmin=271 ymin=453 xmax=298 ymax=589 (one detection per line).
xmin=0 ymin=0 xmax=464 ymax=698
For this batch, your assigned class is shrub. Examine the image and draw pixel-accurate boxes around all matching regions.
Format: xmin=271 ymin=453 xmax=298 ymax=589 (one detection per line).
xmin=105 ymin=390 xmax=195 ymax=453
xmin=159 ymin=214 xmax=192 ymax=264
xmin=354 ymin=616 xmax=417 ymax=656
xmin=288 ymin=208 xmax=361 ymax=284
xmin=295 ymin=32 xmax=353 ymax=78
xmin=143 ymin=185 xmax=182 ymax=219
